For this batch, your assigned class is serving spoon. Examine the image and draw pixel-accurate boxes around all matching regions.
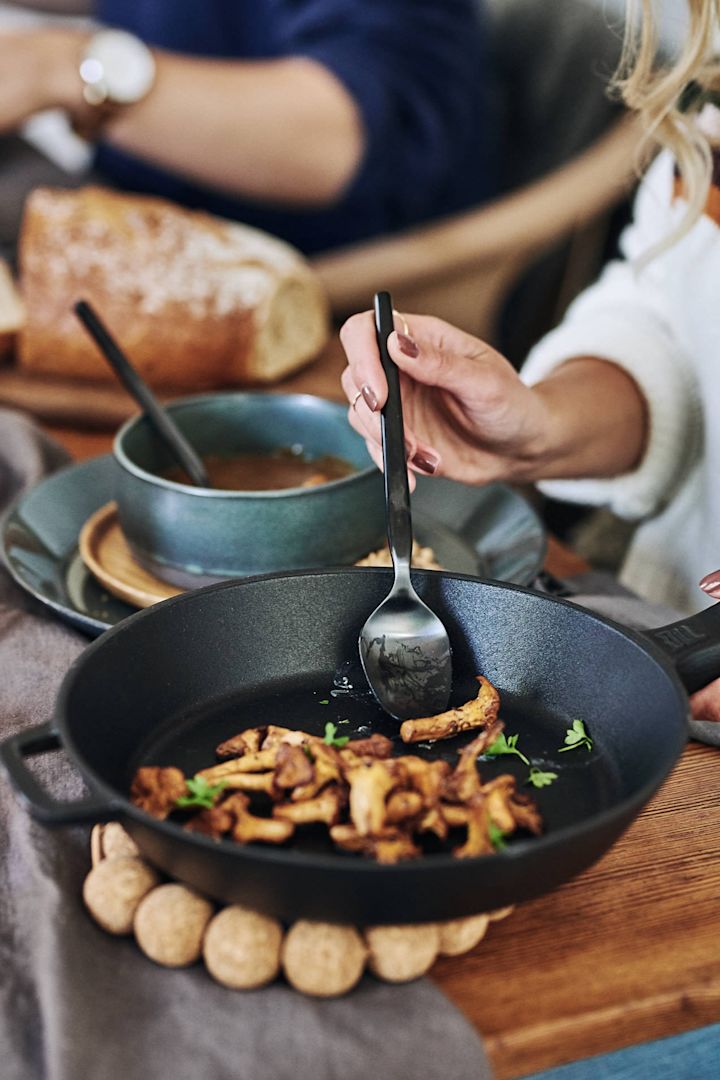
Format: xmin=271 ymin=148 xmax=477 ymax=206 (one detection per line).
xmin=74 ymin=299 xmax=211 ymax=488
xmin=358 ymin=291 xmax=452 ymax=720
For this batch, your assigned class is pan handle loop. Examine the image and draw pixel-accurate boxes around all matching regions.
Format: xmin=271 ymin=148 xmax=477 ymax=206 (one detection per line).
xmin=644 ymin=602 xmax=720 ymax=694
xmin=0 ymin=722 xmax=120 ymax=825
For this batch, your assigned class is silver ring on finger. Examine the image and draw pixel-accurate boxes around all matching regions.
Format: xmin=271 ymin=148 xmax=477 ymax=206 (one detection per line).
xmin=351 ymin=390 xmax=363 ymax=410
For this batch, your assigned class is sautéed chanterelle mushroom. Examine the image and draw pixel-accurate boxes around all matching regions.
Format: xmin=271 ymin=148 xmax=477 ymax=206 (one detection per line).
xmin=130 ymin=676 xmax=543 ymax=863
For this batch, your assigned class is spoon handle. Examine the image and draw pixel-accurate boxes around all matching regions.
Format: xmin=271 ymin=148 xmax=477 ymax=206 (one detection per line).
xmin=374 ymin=291 xmax=412 ymax=582
xmin=74 ymin=300 xmax=211 ymax=488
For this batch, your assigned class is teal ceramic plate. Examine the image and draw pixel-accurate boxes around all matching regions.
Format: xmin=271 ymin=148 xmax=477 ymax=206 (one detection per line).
xmin=0 ymin=455 xmax=547 ymax=637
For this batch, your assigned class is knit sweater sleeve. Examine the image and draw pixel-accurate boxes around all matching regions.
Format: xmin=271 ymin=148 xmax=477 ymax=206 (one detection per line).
xmin=520 ymin=152 xmax=703 ymax=521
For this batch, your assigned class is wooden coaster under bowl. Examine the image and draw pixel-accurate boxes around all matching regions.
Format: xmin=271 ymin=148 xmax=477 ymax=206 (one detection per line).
xmin=79 ymin=502 xmax=183 ymax=609
xmin=79 ymin=504 xmax=444 ymax=612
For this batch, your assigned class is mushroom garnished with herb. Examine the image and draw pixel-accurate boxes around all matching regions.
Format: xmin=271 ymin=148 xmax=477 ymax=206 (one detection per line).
xmin=129 ymin=677 xmax=544 ymax=863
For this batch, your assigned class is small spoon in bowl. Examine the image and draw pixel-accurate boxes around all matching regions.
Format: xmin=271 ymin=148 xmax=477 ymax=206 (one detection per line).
xmin=358 ymin=291 xmax=452 ymax=720
xmin=74 ymin=299 xmax=211 ymax=488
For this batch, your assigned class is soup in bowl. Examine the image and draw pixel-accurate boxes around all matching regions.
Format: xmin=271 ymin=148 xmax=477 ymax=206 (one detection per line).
xmin=114 ymin=392 xmax=385 ymax=587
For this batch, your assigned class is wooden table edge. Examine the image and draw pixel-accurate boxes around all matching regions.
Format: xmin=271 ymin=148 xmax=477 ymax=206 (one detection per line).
xmin=454 ymin=969 xmax=720 ymax=1078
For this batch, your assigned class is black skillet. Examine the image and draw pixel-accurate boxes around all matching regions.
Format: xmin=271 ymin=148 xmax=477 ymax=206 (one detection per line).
xmin=2 ymin=568 xmax=717 ymax=925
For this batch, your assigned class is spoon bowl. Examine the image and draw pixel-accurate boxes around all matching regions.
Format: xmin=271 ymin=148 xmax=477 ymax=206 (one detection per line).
xmin=359 ymin=582 xmax=453 ymax=720
xmin=358 ymin=291 xmax=452 ymax=719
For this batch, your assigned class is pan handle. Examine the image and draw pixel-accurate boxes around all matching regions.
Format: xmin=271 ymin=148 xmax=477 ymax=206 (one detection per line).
xmin=0 ymin=722 xmax=121 ymax=825
xmin=644 ymin=602 xmax=720 ymax=694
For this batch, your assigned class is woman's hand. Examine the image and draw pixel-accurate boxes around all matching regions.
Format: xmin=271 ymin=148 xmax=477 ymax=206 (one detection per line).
xmin=339 ymin=311 xmax=551 ymax=489
xmin=691 ymin=571 xmax=720 ymax=722
xmin=689 ymin=679 xmax=720 ymax=723
xmin=340 ymin=310 xmax=648 ymax=489
xmin=0 ymin=30 xmax=84 ymax=132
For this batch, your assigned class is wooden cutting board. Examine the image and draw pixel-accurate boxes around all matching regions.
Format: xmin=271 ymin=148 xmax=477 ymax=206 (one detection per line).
xmin=0 ymin=367 xmax=140 ymax=428
xmin=0 ymin=339 xmax=346 ymax=430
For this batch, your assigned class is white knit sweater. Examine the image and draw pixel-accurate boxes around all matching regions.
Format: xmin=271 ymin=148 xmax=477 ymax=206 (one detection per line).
xmin=522 ymin=150 xmax=715 ymax=614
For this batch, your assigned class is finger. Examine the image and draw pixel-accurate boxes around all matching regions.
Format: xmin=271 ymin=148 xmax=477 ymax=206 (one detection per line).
xmin=348 ymin=403 xmax=421 ymax=492
xmin=346 ymin=372 xmax=441 ymax=478
xmin=340 ymin=365 xmax=361 ymax=407
xmin=346 ymin=396 xmax=383 ymax=451
xmin=361 ymin=437 xmax=417 ymax=491
xmin=699 ymin=569 xmax=720 ymax=600
xmin=363 ymin=437 xmax=384 ymax=473
xmin=340 ymin=365 xmax=381 ymax=415
xmin=342 ymin=328 xmax=439 ymax=485
xmin=409 ymin=445 xmax=441 ymax=476
xmin=348 ymin=394 xmax=432 ymax=475
xmin=689 ymin=677 xmax=720 ymax=723
xmin=395 ymin=371 xmax=441 ymax=474
xmin=339 ymin=312 xmax=387 ymax=411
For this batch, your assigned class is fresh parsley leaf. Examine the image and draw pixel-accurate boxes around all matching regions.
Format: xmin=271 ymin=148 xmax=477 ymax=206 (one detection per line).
xmin=323 ymin=721 xmax=350 ymax=748
xmin=558 ymin=718 xmax=593 ymax=753
xmin=175 ymin=775 xmax=227 ymax=810
xmin=488 ymin=819 xmax=508 ymax=851
xmin=527 ymin=767 xmax=558 ymax=788
xmin=485 ymin=731 xmax=530 ymax=766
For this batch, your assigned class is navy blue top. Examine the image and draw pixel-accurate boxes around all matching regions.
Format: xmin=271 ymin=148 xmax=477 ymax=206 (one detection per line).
xmin=95 ymin=0 xmax=498 ymax=253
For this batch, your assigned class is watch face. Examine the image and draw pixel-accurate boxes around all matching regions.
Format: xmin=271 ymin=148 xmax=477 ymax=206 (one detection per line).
xmin=81 ymin=29 xmax=156 ymax=106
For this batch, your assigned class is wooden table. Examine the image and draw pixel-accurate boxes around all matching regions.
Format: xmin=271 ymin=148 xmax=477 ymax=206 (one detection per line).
xmin=2 ymin=345 xmax=717 ymax=1077
xmin=435 ymin=741 xmax=720 ymax=1076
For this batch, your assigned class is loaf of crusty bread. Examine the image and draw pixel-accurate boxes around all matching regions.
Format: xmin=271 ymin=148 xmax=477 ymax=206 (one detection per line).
xmin=17 ymin=186 xmax=330 ymax=388
xmin=0 ymin=257 xmax=25 ymax=361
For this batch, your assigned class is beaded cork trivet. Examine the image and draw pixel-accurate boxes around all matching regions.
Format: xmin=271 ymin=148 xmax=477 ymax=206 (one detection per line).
xmin=84 ymin=822 xmax=513 ymax=997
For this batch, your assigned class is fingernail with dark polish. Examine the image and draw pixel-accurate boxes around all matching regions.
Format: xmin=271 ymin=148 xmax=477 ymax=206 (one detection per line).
xmin=361 ymin=384 xmax=379 ymax=411
xmin=411 ymin=451 xmax=440 ymax=475
xmin=397 ymin=332 xmax=419 ymax=358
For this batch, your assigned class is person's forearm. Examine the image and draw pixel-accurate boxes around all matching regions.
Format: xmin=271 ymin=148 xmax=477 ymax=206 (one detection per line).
xmin=530 ymin=357 xmax=648 ymax=480
xmin=112 ymin=54 xmax=364 ymax=204
xmin=43 ymin=30 xmax=365 ymax=205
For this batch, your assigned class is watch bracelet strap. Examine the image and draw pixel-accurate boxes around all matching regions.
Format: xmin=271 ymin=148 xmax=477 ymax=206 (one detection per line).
xmin=71 ymin=101 xmax=121 ymax=142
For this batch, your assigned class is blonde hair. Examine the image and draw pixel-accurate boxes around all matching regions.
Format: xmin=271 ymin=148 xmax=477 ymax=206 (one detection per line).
xmin=616 ymin=0 xmax=720 ymax=248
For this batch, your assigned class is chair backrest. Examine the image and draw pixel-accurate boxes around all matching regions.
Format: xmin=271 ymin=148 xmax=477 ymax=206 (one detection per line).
xmin=310 ymin=114 xmax=645 ymax=343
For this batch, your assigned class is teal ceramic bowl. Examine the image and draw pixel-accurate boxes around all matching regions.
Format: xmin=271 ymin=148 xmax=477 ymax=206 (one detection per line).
xmin=113 ymin=392 xmax=385 ymax=587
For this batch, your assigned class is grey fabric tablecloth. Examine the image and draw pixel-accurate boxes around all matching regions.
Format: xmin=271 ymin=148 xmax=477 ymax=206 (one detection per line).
xmin=0 ymin=409 xmax=492 ymax=1080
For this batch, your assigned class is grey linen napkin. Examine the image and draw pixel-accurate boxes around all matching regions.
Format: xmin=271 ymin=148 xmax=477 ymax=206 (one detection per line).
xmin=0 ymin=409 xmax=492 ymax=1080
